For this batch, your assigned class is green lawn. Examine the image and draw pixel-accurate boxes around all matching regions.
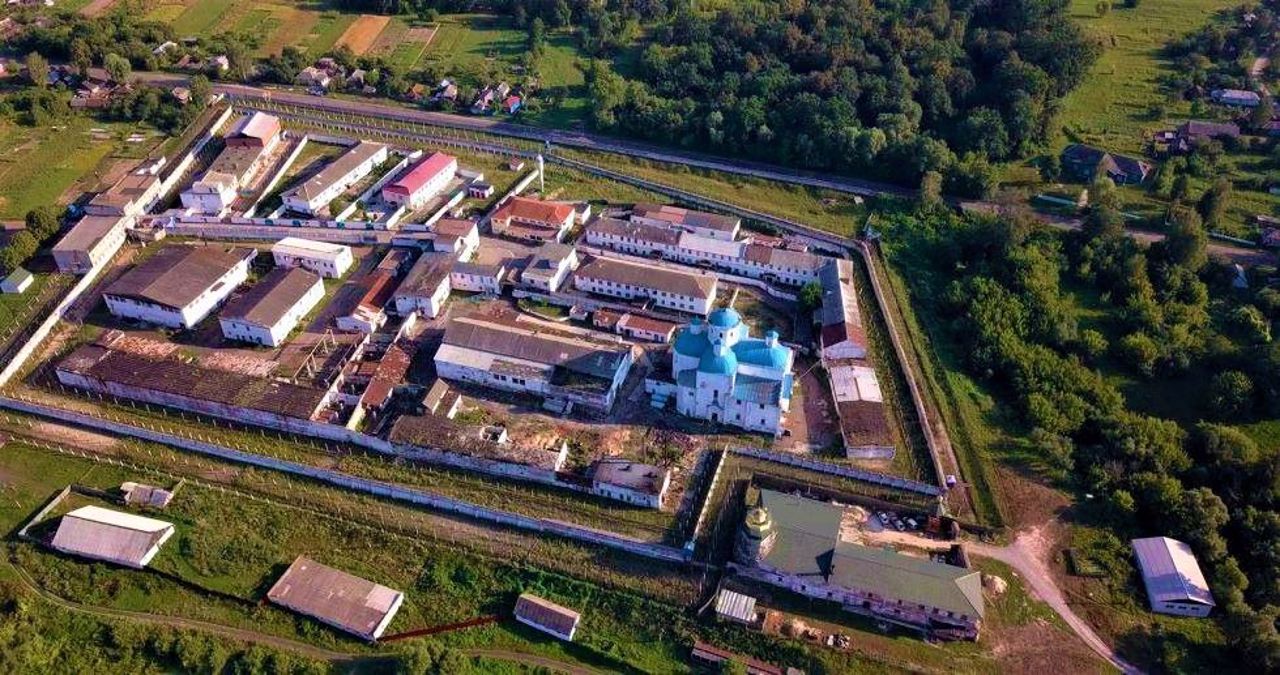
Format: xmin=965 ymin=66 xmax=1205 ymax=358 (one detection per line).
xmin=420 ymin=14 xmax=526 ymax=77
xmin=301 ymin=10 xmax=357 ymax=57
xmin=0 ymin=117 xmax=157 ymax=219
xmin=1059 ymin=0 xmax=1240 ymax=155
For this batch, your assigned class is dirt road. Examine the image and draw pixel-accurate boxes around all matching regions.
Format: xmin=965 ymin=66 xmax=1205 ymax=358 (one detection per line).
xmin=968 ymin=528 xmax=1142 ymax=675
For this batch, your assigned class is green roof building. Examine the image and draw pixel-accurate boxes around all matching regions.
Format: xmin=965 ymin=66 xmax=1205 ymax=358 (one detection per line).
xmin=734 ymin=489 xmax=984 ymax=640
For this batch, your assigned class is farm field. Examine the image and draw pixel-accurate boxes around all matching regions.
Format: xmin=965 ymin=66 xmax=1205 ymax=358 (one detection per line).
xmin=150 ymin=0 xmax=355 ymax=57
xmin=0 ymin=117 xmax=164 ymax=220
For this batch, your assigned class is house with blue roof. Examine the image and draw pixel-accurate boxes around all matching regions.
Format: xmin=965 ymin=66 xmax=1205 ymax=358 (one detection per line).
xmin=655 ymin=307 xmax=794 ymax=436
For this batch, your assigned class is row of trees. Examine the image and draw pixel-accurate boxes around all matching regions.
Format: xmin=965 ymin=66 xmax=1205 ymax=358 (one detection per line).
xmin=886 ymin=190 xmax=1280 ymax=668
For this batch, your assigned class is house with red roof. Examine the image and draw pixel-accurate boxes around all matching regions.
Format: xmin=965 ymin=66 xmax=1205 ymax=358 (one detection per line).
xmin=489 ymin=196 xmax=576 ymax=242
xmin=381 ymin=151 xmax=458 ymax=209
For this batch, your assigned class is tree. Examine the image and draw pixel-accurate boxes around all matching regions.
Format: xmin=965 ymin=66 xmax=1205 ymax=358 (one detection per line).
xmin=70 ymin=39 xmax=92 ymax=78
xmin=1170 ymin=173 xmax=1192 ymax=202
xmin=1209 ymin=370 xmax=1254 ymax=419
xmin=103 ymin=53 xmax=131 ymax=84
xmin=23 ymin=206 xmax=60 ymax=242
xmin=1197 ymin=178 xmax=1232 ymax=229
xmin=1117 ymin=332 xmax=1160 ymax=376
xmin=1252 ymin=96 xmax=1276 ymax=131
xmin=1162 ymin=205 xmax=1208 ymax=271
xmin=799 ymin=281 xmax=823 ymax=310
xmin=25 ymin=52 xmax=48 ymax=89
xmin=1039 ymin=154 xmax=1062 ymax=182
xmin=0 ymin=231 xmax=37 ymax=274
xmin=919 ymin=170 xmax=944 ymax=212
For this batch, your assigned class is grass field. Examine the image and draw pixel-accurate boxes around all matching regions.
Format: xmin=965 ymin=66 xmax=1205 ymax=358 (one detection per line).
xmin=420 ymin=14 xmax=526 ymax=75
xmin=557 ymin=148 xmax=866 ymax=235
xmin=168 ymin=0 xmax=237 ymax=37
xmin=0 ymin=117 xmax=164 ymax=220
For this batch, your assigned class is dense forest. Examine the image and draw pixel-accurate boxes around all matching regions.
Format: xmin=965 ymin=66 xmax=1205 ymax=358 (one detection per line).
xmin=511 ymin=0 xmax=1099 ymax=195
xmin=883 ymin=182 xmax=1280 ymax=669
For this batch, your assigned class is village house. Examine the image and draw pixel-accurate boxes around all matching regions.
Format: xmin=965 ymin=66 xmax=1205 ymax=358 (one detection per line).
xmin=381 ymin=151 xmax=458 ymax=210
xmin=104 ymin=246 xmax=256 ymax=329
xmin=434 ymin=312 xmax=634 ymax=412
xmin=573 ymin=255 xmax=718 ymax=315
xmin=52 ymin=214 xmax=128 ymax=274
xmin=283 ymin=142 xmax=389 ymax=216
xmin=490 ymin=196 xmax=576 ymax=242
xmin=1156 ymin=120 xmax=1240 ymax=155
xmin=1060 ymin=144 xmax=1153 ymax=185
xmin=733 ymin=489 xmax=984 ymax=640
xmin=218 ymin=267 xmax=324 ymax=347
xmin=520 ymin=242 xmax=578 ymax=293
xmin=271 ymin=237 xmax=354 ymax=278
xmin=450 ymin=260 xmax=506 ymax=294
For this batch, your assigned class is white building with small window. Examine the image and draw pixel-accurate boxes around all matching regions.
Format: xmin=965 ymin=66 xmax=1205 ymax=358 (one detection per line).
xmin=219 ymin=267 xmax=324 ymax=347
xmin=271 ymin=237 xmax=354 ymax=278
xmin=104 ymin=246 xmax=256 ymax=329
xmin=573 ymin=255 xmax=717 ymax=315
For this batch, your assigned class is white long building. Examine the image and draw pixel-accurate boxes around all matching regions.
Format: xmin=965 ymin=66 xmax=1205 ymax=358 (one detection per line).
xmin=51 ymin=505 xmax=175 ymax=569
xmin=52 ymin=214 xmax=128 ymax=274
xmin=1132 ymin=537 xmax=1216 ymax=618
xmin=219 ymin=266 xmax=324 ymax=347
xmin=573 ymin=255 xmax=718 ymax=315
xmin=283 ymin=141 xmax=389 ymax=216
xmin=584 ymin=217 xmax=827 ymax=287
xmin=435 ymin=313 xmax=634 ymax=411
xmin=271 ymin=237 xmax=354 ymax=278
xmin=104 ymin=246 xmax=256 ymax=329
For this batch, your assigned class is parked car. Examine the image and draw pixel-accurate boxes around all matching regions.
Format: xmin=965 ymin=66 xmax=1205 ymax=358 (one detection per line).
xmin=906 ymin=518 xmax=919 ymax=530
xmin=893 ymin=519 xmax=906 ymax=532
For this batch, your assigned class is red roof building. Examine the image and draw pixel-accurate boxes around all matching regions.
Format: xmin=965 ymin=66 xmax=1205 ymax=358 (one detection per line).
xmin=490 ymin=196 xmax=575 ymax=242
xmin=382 ymin=152 xmax=458 ymax=209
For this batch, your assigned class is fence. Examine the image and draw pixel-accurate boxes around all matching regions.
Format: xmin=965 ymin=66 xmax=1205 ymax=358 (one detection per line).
xmin=730 ymin=446 xmax=942 ymax=497
xmin=685 ymin=449 xmax=729 ymax=552
xmin=0 ymin=396 xmax=691 ymax=564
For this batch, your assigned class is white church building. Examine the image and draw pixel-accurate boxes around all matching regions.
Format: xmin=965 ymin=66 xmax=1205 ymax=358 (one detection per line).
xmin=648 ymin=307 xmax=794 ymax=436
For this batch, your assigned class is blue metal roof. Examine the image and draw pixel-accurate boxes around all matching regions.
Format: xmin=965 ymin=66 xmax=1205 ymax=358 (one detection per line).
xmin=708 ymin=307 xmax=741 ymax=328
xmin=733 ymin=339 xmax=789 ymax=370
xmin=699 ymin=349 xmax=737 ymax=376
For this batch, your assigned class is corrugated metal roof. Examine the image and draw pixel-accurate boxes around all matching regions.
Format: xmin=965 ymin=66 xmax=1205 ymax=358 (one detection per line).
xmin=267 ymin=556 xmax=404 ymax=640
xmin=514 ymin=593 xmax=580 ymax=637
xmin=106 ymin=246 xmax=254 ymax=310
xmin=220 ymin=267 xmax=321 ymax=327
xmin=714 ymin=589 xmax=758 ymax=622
xmin=576 ymin=255 xmax=716 ymax=300
xmin=1132 ymin=537 xmax=1215 ymax=607
xmin=51 ymin=505 xmax=173 ymax=568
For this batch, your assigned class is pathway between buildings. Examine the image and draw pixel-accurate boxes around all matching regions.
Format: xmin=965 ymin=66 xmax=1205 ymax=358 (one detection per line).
xmin=967 ymin=528 xmax=1142 ymax=675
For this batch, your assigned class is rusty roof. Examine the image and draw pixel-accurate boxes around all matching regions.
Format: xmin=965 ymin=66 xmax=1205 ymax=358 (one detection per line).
xmin=267 ymin=556 xmax=404 ymax=640
xmin=493 ymin=196 xmax=574 ymax=226
xmin=106 ymin=246 xmax=255 ymax=310
xmin=514 ymin=593 xmax=580 ymax=636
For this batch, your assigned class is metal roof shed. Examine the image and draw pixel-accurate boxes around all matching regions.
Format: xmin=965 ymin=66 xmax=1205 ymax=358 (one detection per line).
xmin=50 ymin=505 xmax=174 ymax=568
xmin=1132 ymin=537 xmax=1215 ymax=617
xmin=714 ymin=588 xmax=758 ymax=625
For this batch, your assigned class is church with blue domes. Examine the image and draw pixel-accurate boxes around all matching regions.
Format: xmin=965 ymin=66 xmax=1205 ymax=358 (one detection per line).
xmin=662 ymin=306 xmax=795 ymax=436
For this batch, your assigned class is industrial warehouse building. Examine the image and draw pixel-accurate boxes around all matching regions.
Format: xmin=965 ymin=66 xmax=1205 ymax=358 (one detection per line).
xmin=52 ymin=214 xmax=128 ymax=274
xmin=434 ymin=313 xmax=634 ymax=411
xmin=219 ymin=266 xmax=324 ymax=347
xmin=1132 ymin=537 xmax=1216 ymax=618
xmin=51 ymin=505 xmax=175 ymax=569
xmin=267 ymin=556 xmax=405 ymax=641
xmin=271 ymin=237 xmax=354 ymax=278
xmin=573 ymin=255 xmax=718 ymax=315
xmin=283 ymin=141 xmax=389 ymax=216
xmin=104 ymin=246 xmax=256 ymax=329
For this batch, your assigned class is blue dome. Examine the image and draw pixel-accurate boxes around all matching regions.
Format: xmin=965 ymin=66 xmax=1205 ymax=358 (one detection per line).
xmin=698 ymin=348 xmax=738 ymax=376
xmin=734 ymin=342 xmax=790 ymax=369
xmin=708 ymin=307 xmax=742 ymax=329
xmin=673 ymin=327 xmax=709 ymax=357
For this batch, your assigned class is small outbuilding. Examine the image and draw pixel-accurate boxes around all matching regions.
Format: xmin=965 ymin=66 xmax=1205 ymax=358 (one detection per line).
xmin=50 ymin=505 xmax=175 ymax=568
xmin=513 ymin=592 xmax=581 ymax=642
xmin=714 ymin=588 xmax=759 ymax=626
xmin=1132 ymin=536 xmax=1215 ymax=618
xmin=267 ymin=556 xmax=405 ymax=641
xmin=1 ymin=267 xmax=33 ymax=294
